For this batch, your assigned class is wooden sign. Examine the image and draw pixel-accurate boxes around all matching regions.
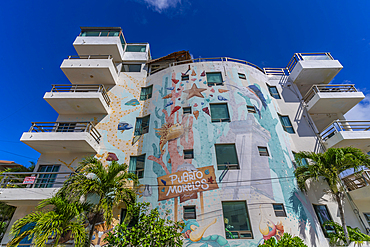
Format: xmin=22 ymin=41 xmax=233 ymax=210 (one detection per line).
xmin=157 ymin=165 xmax=218 ymax=201
xmin=23 ymin=176 xmax=36 ymax=184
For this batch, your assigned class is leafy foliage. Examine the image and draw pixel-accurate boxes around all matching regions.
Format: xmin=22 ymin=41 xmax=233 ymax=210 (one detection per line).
xmin=324 ymin=221 xmax=370 ymax=246
xmin=104 ymin=202 xmax=184 ymax=247
xmin=261 ymin=233 xmax=308 ymax=247
xmin=0 ymin=202 xmax=16 ymax=241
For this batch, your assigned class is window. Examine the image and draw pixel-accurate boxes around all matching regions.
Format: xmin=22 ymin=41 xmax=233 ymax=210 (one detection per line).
xmin=313 ymin=204 xmax=336 ymax=237
xmin=273 ymin=204 xmax=287 ymax=217
xmin=268 ymin=85 xmax=281 ymax=99
xmin=364 ymin=213 xmax=370 ymax=226
xmin=57 ymin=123 xmax=76 ymax=132
xmin=182 ymin=75 xmax=189 ymax=81
xmin=140 ymin=85 xmax=153 ymax=100
xmin=222 ymin=201 xmax=253 ymax=239
xmin=120 ymin=208 xmax=138 ymax=228
xmin=206 ymin=72 xmax=223 ymax=86
xmin=126 ymin=45 xmax=146 ymax=52
xmin=210 ymin=103 xmax=230 ymax=122
xmin=278 ymin=114 xmax=295 ymax=134
xmin=134 ymin=115 xmax=150 ymax=136
xmin=238 ymin=73 xmax=246 ymax=79
xmin=258 ymin=147 xmax=269 ymax=156
xmin=121 ymin=64 xmax=142 ymax=72
xmin=34 ymin=165 xmax=60 ymax=188
xmin=183 ymin=206 xmax=196 ymax=219
xmin=183 ymin=107 xmax=192 ymax=114
xmin=183 ymin=150 xmax=194 ymax=159
xmin=247 ymin=105 xmax=256 ymax=113
xmin=215 ymin=144 xmax=239 ymax=170
xmin=129 ymin=154 xmax=145 ymax=179
xmin=293 ymin=152 xmax=309 ymax=168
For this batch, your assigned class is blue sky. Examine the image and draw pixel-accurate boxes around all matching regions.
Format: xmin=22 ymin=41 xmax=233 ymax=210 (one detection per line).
xmin=0 ymin=0 xmax=369 ymax=166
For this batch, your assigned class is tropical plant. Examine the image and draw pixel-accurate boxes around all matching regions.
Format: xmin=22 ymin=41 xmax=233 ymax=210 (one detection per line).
xmin=104 ymin=202 xmax=184 ymax=247
xmin=324 ymin=221 xmax=370 ymax=246
xmin=0 ymin=202 xmax=16 ymax=241
xmin=261 ymin=233 xmax=308 ymax=247
xmin=57 ymin=156 xmax=138 ymax=244
xmin=294 ymin=147 xmax=370 ymax=245
xmin=8 ymin=195 xmax=89 ymax=247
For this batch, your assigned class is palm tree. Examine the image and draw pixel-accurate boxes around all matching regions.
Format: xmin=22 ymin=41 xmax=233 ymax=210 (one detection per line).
xmin=57 ymin=156 xmax=138 ymax=245
xmin=8 ymin=196 xmax=89 ymax=247
xmin=294 ymin=147 xmax=370 ymax=245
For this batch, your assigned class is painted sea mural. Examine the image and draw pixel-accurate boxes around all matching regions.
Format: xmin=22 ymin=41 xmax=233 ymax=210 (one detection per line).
xmin=88 ymin=62 xmax=327 ymax=247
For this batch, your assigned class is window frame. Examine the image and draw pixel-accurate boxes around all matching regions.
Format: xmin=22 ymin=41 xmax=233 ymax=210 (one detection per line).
xmin=140 ymin=85 xmax=153 ymax=101
xmin=238 ymin=73 xmax=246 ymax=80
xmin=313 ymin=204 xmax=336 ymax=237
xmin=134 ymin=115 xmax=150 ymax=136
xmin=272 ymin=204 xmax=287 ymax=217
xmin=278 ymin=114 xmax=295 ymax=134
xmin=121 ymin=64 xmax=142 ymax=72
xmin=210 ymin=103 xmax=230 ymax=122
xmin=364 ymin=213 xmax=370 ymax=227
xmin=247 ymin=105 xmax=256 ymax=113
xmin=293 ymin=152 xmax=309 ymax=168
xmin=183 ymin=107 xmax=192 ymax=114
xmin=222 ymin=201 xmax=253 ymax=239
xmin=267 ymin=84 xmax=281 ymax=99
xmin=183 ymin=206 xmax=196 ymax=219
xmin=215 ymin=144 xmax=239 ymax=170
xmin=206 ymin=72 xmax=223 ymax=86
xmin=34 ymin=164 xmax=61 ymax=188
xmin=125 ymin=45 xmax=147 ymax=52
xmin=183 ymin=149 xmax=194 ymax=159
xmin=258 ymin=146 xmax=269 ymax=157
xmin=181 ymin=75 xmax=189 ymax=81
xmin=129 ymin=154 xmax=146 ymax=179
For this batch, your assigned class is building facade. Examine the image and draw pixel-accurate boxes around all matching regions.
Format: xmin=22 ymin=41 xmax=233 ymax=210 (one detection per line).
xmin=1 ymin=27 xmax=370 ymax=246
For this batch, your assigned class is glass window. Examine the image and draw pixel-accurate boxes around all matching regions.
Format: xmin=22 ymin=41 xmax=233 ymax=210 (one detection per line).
xmin=17 ymin=222 xmax=36 ymax=246
xmin=108 ymin=31 xmax=120 ymax=37
xmin=247 ymin=105 xmax=256 ymax=113
xmin=278 ymin=114 xmax=295 ymax=134
xmin=57 ymin=123 xmax=76 ymax=132
xmin=183 ymin=107 xmax=192 ymax=114
xmin=215 ymin=144 xmax=239 ymax=170
xmin=210 ymin=103 xmax=230 ymax=122
xmin=183 ymin=150 xmax=194 ymax=159
xmin=222 ymin=201 xmax=253 ymax=239
xmin=273 ymin=204 xmax=287 ymax=217
xmin=81 ymin=31 xmax=101 ymax=37
xmin=129 ymin=154 xmax=145 ymax=179
xmin=121 ymin=64 xmax=142 ymax=72
xmin=293 ymin=152 xmax=309 ymax=168
xmin=182 ymin=75 xmax=189 ymax=81
xmin=268 ymin=85 xmax=281 ymax=99
xmin=140 ymin=85 xmax=153 ymax=101
xmin=258 ymin=147 xmax=269 ymax=156
xmin=100 ymin=31 xmax=109 ymax=36
xmin=364 ymin=213 xmax=370 ymax=226
xmin=313 ymin=204 xmax=336 ymax=237
xmin=184 ymin=206 xmax=196 ymax=219
xmin=206 ymin=72 xmax=223 ymax=86
xmin=238 ymin=73 xmax=246 ymax=79
xmin=126 ymin=45 xmax=146 ymax=52
xmin=134 ymin=115 xmax=150 ymax=136
xmin=34 ymin=165 xmax=60 ymax=188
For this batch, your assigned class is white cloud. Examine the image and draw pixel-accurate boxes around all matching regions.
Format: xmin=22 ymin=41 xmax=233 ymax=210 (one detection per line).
xmin=141 ymin=0 xmax=182 ymax=13
xmin=344 ymin=93 xmax=370 ymax=120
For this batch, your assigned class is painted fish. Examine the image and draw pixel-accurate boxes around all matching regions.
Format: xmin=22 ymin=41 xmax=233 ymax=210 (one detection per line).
xmin=118 ymin=122 xmax=133 ymax=131
xmin=167 ymin=87 xmax=174 ymax=90
xmin=172 ymin=79 xmax=179 ymax=84
xmin=191 ymin=78 xmax=197 ymax=81
xmin=218 ymin=95 xmax=227 ymax=101
xmin=125 ymin=99 xmax=139 ymax=106
xmin=194 ymin=103 xmax=198 ymax=107
xmin=201 ymin=71 xmax=205 ymax=76
xmin=175 ymin=162 xmax=198 ymax=172
xmin=199 ymin=79 xmax=202 ymax=82
xmin=170 ymin=106 xmax=181 ymax=116
xmin=154 ymin=123 xmax=185 ymax=153
xmin=202 ymin=107 xmax=210 ymax=116
xmin=191 ymin=70 xmax=196 ymax=76
xmin=218 ymin=89 xmax=229 ymax=93
xmin=162 ymin=93 xmax=172 ymax=99
xmin=210 ymin=88 xmax=215 ymax=93
xmin=165 ymin=100 xmax=173 ymax=108
xmin=210 ymin=94 xmax=213 ymax=97
xmin=106 ymin=152 xmax=118 ymax=161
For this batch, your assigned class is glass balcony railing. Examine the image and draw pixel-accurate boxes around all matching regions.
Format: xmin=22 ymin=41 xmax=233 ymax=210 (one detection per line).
xmin=303 ymin=84 xmax=358 ymax=103
xmin=78 ymin=28 xmax=126 ymax=49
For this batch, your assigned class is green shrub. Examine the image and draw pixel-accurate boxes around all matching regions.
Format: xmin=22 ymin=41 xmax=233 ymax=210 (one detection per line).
xmin=261 ymin=233 xmax=308 ymax=247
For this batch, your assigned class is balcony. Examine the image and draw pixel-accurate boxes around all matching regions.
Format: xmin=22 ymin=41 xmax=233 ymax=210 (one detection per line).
xmin=320 ymin=120 xmax=370 ymax=152
xmin=342 ymin=170 xmax=370 ymax=201
xmin=122 ymin=43 xmax=150 ymax=61
xmin=0 ymin=171 xmax=72 ymax=206
xmin=21 ymin=122 xmax=101 ymax=153
xmin=60 ymin=55 xmax=118 ymax=85
xmin=287 ymin=53 xmax=343 ymax=95
xmin=44 ymin=84 xmax=111 ymax=114
xmin=73 ymin=27 xmax=126 ymax=62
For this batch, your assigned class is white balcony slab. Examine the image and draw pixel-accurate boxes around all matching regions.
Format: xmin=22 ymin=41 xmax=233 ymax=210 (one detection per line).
xmin=44 ymin=92 xmax=109 ymax=114
xmin=0 ymin=188 xmax=59 ymax=206
xmin=347 ymin=186 xmax=370 ymax=201
xmin=74 ymin=36 xmax=124 ymax=62
xmin=21 ymin=132 xmax=100 ymax=153
xmin=323 ymin=131 xmax=370 ymax=153
xmin=61 ymin=58 xmax=118 ymax=85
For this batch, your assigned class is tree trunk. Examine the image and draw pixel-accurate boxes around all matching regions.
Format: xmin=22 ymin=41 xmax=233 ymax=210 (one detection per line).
xmin=88 ymin=213 xmax=99 ymax=246
xmin=336 ymin=193 xmax=350 ymax=245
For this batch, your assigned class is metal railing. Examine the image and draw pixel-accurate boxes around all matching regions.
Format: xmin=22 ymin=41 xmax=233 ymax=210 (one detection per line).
xmin=50 ymin=84 xmax=111 ymax=106
xmin=0 ymin=171 xmax=73 ymax=189
xmin=320 ymin=120 xmax=370 ymax=141
xmin=286 ymin=52 xmax=334 ymax=74
xmin=303 ymin=84 xmax=358 ymax=103
xmin=29 ymin=122 xmax=101 ymax=144
xmin=66 ymin=55 xmax=118 ymax=73
xmin=169 ymin=57 xmax=265 ymax=74
xmin=263 ymin=68 xmax=288 ymax=76
xmin=342 ymin=170 xmax=370 ymax=191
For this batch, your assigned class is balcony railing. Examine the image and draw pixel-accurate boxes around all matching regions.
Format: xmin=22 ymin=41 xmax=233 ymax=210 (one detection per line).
xmin=50 ymin=84 xmax=111 ymax=106
xmin=320 ymin=120 xmax=370 ymax=141
xmin=29 ymin=122 xmax=101 ymax=144
xmin=286 ymin=52 xmax=334 ymax=74
xmin=263 ymin=68 xmax=289 ymax=76
xmin=342 ymin=170 xmax=370 ymax=191
xmin=303 ymin=84 xmax=358 ymax=103
xmin=0 ymin=171 xmax=73 ymax=189
xmin=66 ymin=55 xmax=118 ymax=73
